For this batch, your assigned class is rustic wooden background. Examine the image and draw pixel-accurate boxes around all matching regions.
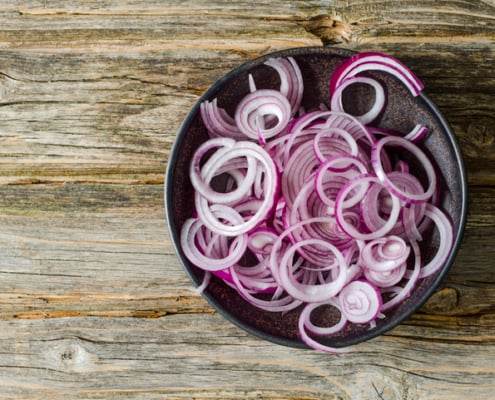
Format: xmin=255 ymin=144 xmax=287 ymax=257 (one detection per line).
xmin=0 ymin=1 xmax=494 ymax=399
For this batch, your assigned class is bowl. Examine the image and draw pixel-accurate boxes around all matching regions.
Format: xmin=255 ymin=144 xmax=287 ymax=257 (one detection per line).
xmin=165 ymin=46 xmax=468 ymax=350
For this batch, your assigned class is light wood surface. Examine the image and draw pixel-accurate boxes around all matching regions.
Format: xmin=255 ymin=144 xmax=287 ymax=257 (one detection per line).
xmin=1 ymin=1 xmax=494 ymax=399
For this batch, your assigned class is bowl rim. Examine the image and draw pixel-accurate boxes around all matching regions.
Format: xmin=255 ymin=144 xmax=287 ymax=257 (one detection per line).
xmin=165 ymin=45 xmax=469 ymax=349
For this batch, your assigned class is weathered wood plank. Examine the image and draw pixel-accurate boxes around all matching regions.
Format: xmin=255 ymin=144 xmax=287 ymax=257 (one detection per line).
xmin=0 ymin=45 xmax=493 ymax=185
xmin=0 ymin=0 xmax=491 ymax=39
xmin=0 ymin=183 xmax=207 ymax=319
xmin=0 ymin=315 xmax=493 ymax=400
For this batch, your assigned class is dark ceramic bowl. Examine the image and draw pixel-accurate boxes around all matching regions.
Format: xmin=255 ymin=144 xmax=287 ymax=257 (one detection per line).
xmin=165 ymin=46 xmax=467 ymax=350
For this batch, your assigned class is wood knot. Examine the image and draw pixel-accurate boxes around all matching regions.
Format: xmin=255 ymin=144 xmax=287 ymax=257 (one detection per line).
xmin=421 ymin=287 xmax=459 ymax=314
xmin=61 ymin=348 xmax=75 ymax=361
xmin=47 ymin=339 xmax=98 ymax=373
xmin=298 ymin=15 xmax=351 ymax=45
xmin=460 ymin=121 xmax=494 ymax=158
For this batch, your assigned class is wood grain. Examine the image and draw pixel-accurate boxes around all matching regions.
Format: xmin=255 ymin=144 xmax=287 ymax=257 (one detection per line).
xmin=0 ymin=315 xmax=494 ymax=400
xmin=0 ymin=0 xmax=494 ymax=398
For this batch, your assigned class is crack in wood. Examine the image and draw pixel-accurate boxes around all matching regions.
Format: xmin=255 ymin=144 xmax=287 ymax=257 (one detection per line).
xmin=297 ymin=14 xmax=352 ymax=44
xmin=372 ymin=382 xmax=386 ymax=400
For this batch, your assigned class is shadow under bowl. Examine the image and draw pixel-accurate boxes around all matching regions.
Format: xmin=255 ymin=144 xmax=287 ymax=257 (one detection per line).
xmin=165 ymin=46 xmax=468 ymax=349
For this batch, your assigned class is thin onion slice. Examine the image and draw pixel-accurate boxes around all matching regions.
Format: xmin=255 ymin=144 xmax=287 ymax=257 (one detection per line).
xmin=264 ymin=56 xmax=304 ymax=117
xmin=297 ymin=300 xmax=352 ymax=354
xmin=418 ymin=204 xmax=454 ymax=278
xmin=330 ymin=76 xmax=386 ymax=125
xmin=194 ymin=141 xmax=279 ymax=236
xmin=334 ymin=174 xmax=401 ymax=241
xmin=364 ymin=262 xmax=407 ymax=288
xmin=200 ymin=99 xmax=245 ymax=139
xmin=278 ymin=239 xmax=348 ymax=303
xmin=180 ymin=213 xmax=248 ymax=271
xmin=235 ymin=89 xmax=291 ymax=144
xmin=359 ymin=236 xmax=410 ymax=272
xmin=330 ymin=52 xmax=424 ymax=97
xmin=371 ymin=135 xmax=437 ymax=204
xmin=339 ymin=280 xmax=382 ymax=324
xmin=190 ymin=137 xmax=257 ymax=204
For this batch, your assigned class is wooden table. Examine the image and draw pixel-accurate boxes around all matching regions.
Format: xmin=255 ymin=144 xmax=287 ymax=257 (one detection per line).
xmin=1 ymin=1 xmax=494 ymax=399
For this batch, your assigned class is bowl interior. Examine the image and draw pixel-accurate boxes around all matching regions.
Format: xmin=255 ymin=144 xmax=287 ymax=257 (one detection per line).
xmin=166 ymin=46 xmax=467 ymax=348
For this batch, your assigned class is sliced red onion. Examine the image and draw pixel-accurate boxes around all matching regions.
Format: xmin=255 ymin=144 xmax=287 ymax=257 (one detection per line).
xmin=190 ymin=137 xmax=257 ymax=204
xmin=248 ymin=73 xmax=257 ymax=93
xmin=271 ymin=197 xmax=286 ymax=234
xmin=264 ymin=56 xmax=304 ymax=117
xmin=359 ymin=235 xmax=410 ymax=272
xmin=372 ymin=136 xmax=437 ymax=204
xmin=368 ymin=124 xmax=428 ymax=144
xmin=230 ymin=265 xmax=302 ymax=312
xmin=247 ymin=227 xmax=279 ymax=255
xmin=195 ymin=271 xmax=211 ymax=294
xmin=300 ymin=299 xmax=348 ymax=335
xmin=323 ymin=111 xmax=376 ymax=145
xmin=281 ymin=140 xmax=321 ymax=207
xmin=264 ymin=127 xmax=315 ymax=172
xmin=213 ymin=262 xmax=278 ymax=295
xmin=269 ymin=216 xmax=337 ymax=281
xmin=298 ymin=300 xmax=351 ymax=354
xmin=286 ymin=183 xmax=355 ymax=265
xmin=330 ymin=76 xmax=386 ymax=125
xmin=344 ymin=262 xmax=363 ymax=285
xmin=335 ymin=174 xmax=401 ymax=241
xmin=402 ymin=204 xmax=423 ymax=242
xmin=283 ymin=111 xmax=374 ymax=168
xmin=360 ymin=171 xmax=426 ymax=238
xmin=364 ymin=262 xmax=407 ymax=288
xmin=287 ymin=110 xmax=332 ymax=135
xmin=200 ymin=99 xmax=245 ymax=140
xmin=278 ymin=239 xmax=347 ymax=302
xmin=338 ymin=280 xmax=382 ymax=324
xmin=184 ymin=54 xmax=454 ymax=353
xmin=381 ymin=240 xmax=421 ymax=311
xmin=313 ymin=127 xmax=359 ymax=162
xmin=195 ymin=141 xmax=278 ymax=236
xmin=180 ymin=214 xmax=248 ymax=271
xmin=315 ymin=155 xmax=369 ymax=208
xmin=235 ymin=89 xmax=292 ymax=144
xmin=405 ymin=124 xmax=428 ymax=142
xmin=418 ymin=204 xmax=454 ymax=278
xmin=330 ymin=52 xmax=424 ymax=97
